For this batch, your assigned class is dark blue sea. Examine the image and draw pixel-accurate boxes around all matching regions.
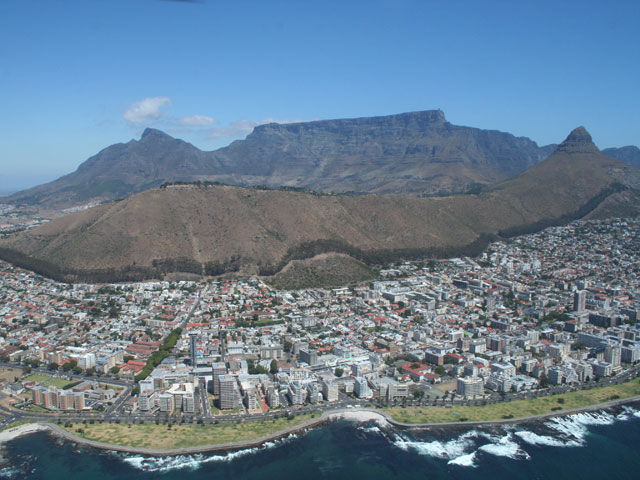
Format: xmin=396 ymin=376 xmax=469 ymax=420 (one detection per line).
xmin=2 ymin=406 xmax=640 ymax=479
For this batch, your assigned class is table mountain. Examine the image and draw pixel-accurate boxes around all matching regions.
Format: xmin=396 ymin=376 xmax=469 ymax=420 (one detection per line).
xmin=4 ymin=110 xmax=558 ymax=210
xmin=208 ymin=110 xmax=556 ymax=195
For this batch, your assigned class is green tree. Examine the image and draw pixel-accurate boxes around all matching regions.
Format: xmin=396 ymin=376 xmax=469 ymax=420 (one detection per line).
xmin=62 ymin=360 xmax=77 ymax=372
xmin=335 ymin=368 xmax=344 ymax=377
xmin=539 ymin=373 xmax=549 ymax=388
xmin=270 ymin=359 xmax=279 ymax=375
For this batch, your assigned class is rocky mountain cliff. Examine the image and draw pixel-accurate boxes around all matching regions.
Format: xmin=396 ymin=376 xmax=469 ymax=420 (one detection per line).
xmin=4 ymin=110 xmax=559 ymax=210
xmin=1 ymin=127 xmax=638 ymax=284
xmin=208 ymin=110 xmax=557 ymax=195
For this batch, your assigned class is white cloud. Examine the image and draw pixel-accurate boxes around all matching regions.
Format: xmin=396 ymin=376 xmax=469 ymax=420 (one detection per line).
xmin=205 ymin=117 xmax=309 ymax=140
xmin=123 ymin=97 xmax=172 ymax=123
xmin=179 ymin=115 xmax=216 ymax=126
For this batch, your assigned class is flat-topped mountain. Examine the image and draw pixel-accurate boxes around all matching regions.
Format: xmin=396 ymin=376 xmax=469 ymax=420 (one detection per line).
xmin=5 ymin=110 xmax=559 ymax=210
xmin=1 ymin=127 xmax=638 ymax=284
xmin=208 ymin=110 xmax=556 ymax=195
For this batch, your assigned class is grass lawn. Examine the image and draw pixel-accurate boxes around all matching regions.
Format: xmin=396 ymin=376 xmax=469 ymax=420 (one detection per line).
xmin=23 ymin=374 xmax=73 ymax=389
xmin=0 ymin=367 xmax=24 ymax=382
xmin=434 ymin=381 xmax=457 ymax=393
xmin=383 ymin=377 xmax=640 ymax=424
xmin=62 ymin=414 xmax=316 ymax=450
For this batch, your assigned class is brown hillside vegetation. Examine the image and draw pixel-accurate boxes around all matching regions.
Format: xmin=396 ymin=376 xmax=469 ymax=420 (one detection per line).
xmin=267 ymin=254 xmax=377 ymax=290
xmin=1 ymin=127 xmax=638 ymax=284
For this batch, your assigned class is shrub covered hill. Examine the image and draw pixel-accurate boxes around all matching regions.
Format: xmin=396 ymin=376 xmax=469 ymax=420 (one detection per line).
xmin=1 ymin=127 xmax=639 ymax=284
xmin=5 ymin=110 xmax=558 ymax=210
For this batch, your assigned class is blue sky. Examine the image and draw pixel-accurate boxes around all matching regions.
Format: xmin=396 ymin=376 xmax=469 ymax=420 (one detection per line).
xmin=1 ymin=0 xmax=639 ymax=191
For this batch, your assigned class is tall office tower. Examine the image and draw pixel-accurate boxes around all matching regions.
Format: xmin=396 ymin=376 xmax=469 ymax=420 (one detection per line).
xmin=189 ymin=332 xmax=199 ymax=365
xmin=212 ymin=362 xmax=227 ymax=395
xmin=573 ymin=290 xmax=586 ymax=312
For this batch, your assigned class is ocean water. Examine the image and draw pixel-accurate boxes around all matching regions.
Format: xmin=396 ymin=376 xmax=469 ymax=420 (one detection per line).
xmin=2 ymin=406 xmax=640 ymax=479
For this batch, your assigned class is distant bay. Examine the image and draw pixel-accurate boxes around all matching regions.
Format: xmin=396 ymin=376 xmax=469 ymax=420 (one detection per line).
xmin=2 ymin=404 xmax=640 ymax=479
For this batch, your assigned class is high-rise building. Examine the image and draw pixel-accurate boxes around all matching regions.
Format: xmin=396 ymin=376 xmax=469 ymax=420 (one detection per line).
xmin=573 ymin=290 xmax=587 ymax=312
xmin=456 ymin=377 xmax=484 ymax=398
xmin=158 ymin=393 xmax=174 ymax=413
xmin=266 ymin=387 xmax=280 ymax=408
xmin=212 ymin=362 xmax=227 ymax=395
xmin=182 ymin=394 xmax=196 ymax=413
xmin=605 ymin=345 xmax=622 ymax=368
xmin=189 ymin=332 xmax=199 ymax=365
xmin=73 ymin=391 xmax=85 ymax=410
xmin=138 ymin=392 xmax=156 ymax=412
xmin=299 ymin=349 xmax=318 ymax=366
xmin=244 ymin=389 xmax=259 ymax=410
xmin=139 ymin=378 xmax=154 ymax=395
xmin=32 ymin=386 xmax=46 ymax=406
xmin=288 ymin=382 xmax=306 ymax=404
xmin=218 ymin=375 xmax=241 ymax=409
xmin=354 ymin=376 xmax=372 ymax=399
xmin=321 ymin=380 xmax=339 ymax=402
xmin=57 ymin=390 xmax=73 ymax=410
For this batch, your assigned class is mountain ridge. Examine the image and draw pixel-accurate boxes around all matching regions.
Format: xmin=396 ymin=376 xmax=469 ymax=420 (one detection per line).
xmin=603 ymin=145 xmax=640 ymax=170
xmin=5 ymin=110 xmax=563 ymax=210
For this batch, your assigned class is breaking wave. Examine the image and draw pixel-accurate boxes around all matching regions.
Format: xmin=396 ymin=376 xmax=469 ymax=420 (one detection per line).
xmin=393 ymin=430 xmax=479 ymax=460
xmin=0 ymin=467 xmax=22 ymax=479
xmin=391 ymin=406 xmax=639 ymax=468
xmin=116 ymin=405 xmax=640 ymax=471
xmin=121 ymin=434 xmax=297 ymax=472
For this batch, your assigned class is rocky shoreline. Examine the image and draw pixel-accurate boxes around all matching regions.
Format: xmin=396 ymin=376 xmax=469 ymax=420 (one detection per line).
xmin=2 ymin=396 xmax=639 ymax=457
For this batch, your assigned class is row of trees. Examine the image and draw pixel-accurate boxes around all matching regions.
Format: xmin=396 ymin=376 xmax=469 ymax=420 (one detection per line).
xmin=0 ymin=232 xmax=496 ymax=284
xmin=158 ymin=180 xmax=337 ymax=197
xmin=135 ymin=327 xmax=182 ymax=381
xmin=498 ymin=183 xmax=627 ymax=238
xmin=257 ymin=234 xmax=498 ymax=276
xmin=247 ymin=359 xmax=279 ymax=375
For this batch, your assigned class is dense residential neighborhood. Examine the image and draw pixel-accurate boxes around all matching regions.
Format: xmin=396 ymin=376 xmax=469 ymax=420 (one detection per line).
xmin=0 ymin=218 xmax=639 ymax=423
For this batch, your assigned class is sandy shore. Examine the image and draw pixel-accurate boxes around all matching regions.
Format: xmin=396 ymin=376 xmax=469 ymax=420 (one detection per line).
xmin=328 ymin=409 xmax=389 ymax=427
xmin=0 ymin=423 xmax=49 ymax=444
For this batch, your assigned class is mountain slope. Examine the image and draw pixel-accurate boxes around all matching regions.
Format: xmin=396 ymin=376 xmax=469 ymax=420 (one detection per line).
xmin=483 ymin=127 xmax=640 ymax=224
xmin=5 ymin=111 xmax=557 ymax=210
xmin=6 ymin=128 xmax=218 ymax=209
xmin=1 ymin=127 xmax=638 ymax=284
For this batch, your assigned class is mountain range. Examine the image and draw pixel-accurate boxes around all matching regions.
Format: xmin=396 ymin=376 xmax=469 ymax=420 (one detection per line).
xmin=603 ymin=146 xmax=640 ymax=170
xmin=6 ymin=110 xmax=570 ymax=210
xmin=1 ymin=126 xmax=638 ymax=284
